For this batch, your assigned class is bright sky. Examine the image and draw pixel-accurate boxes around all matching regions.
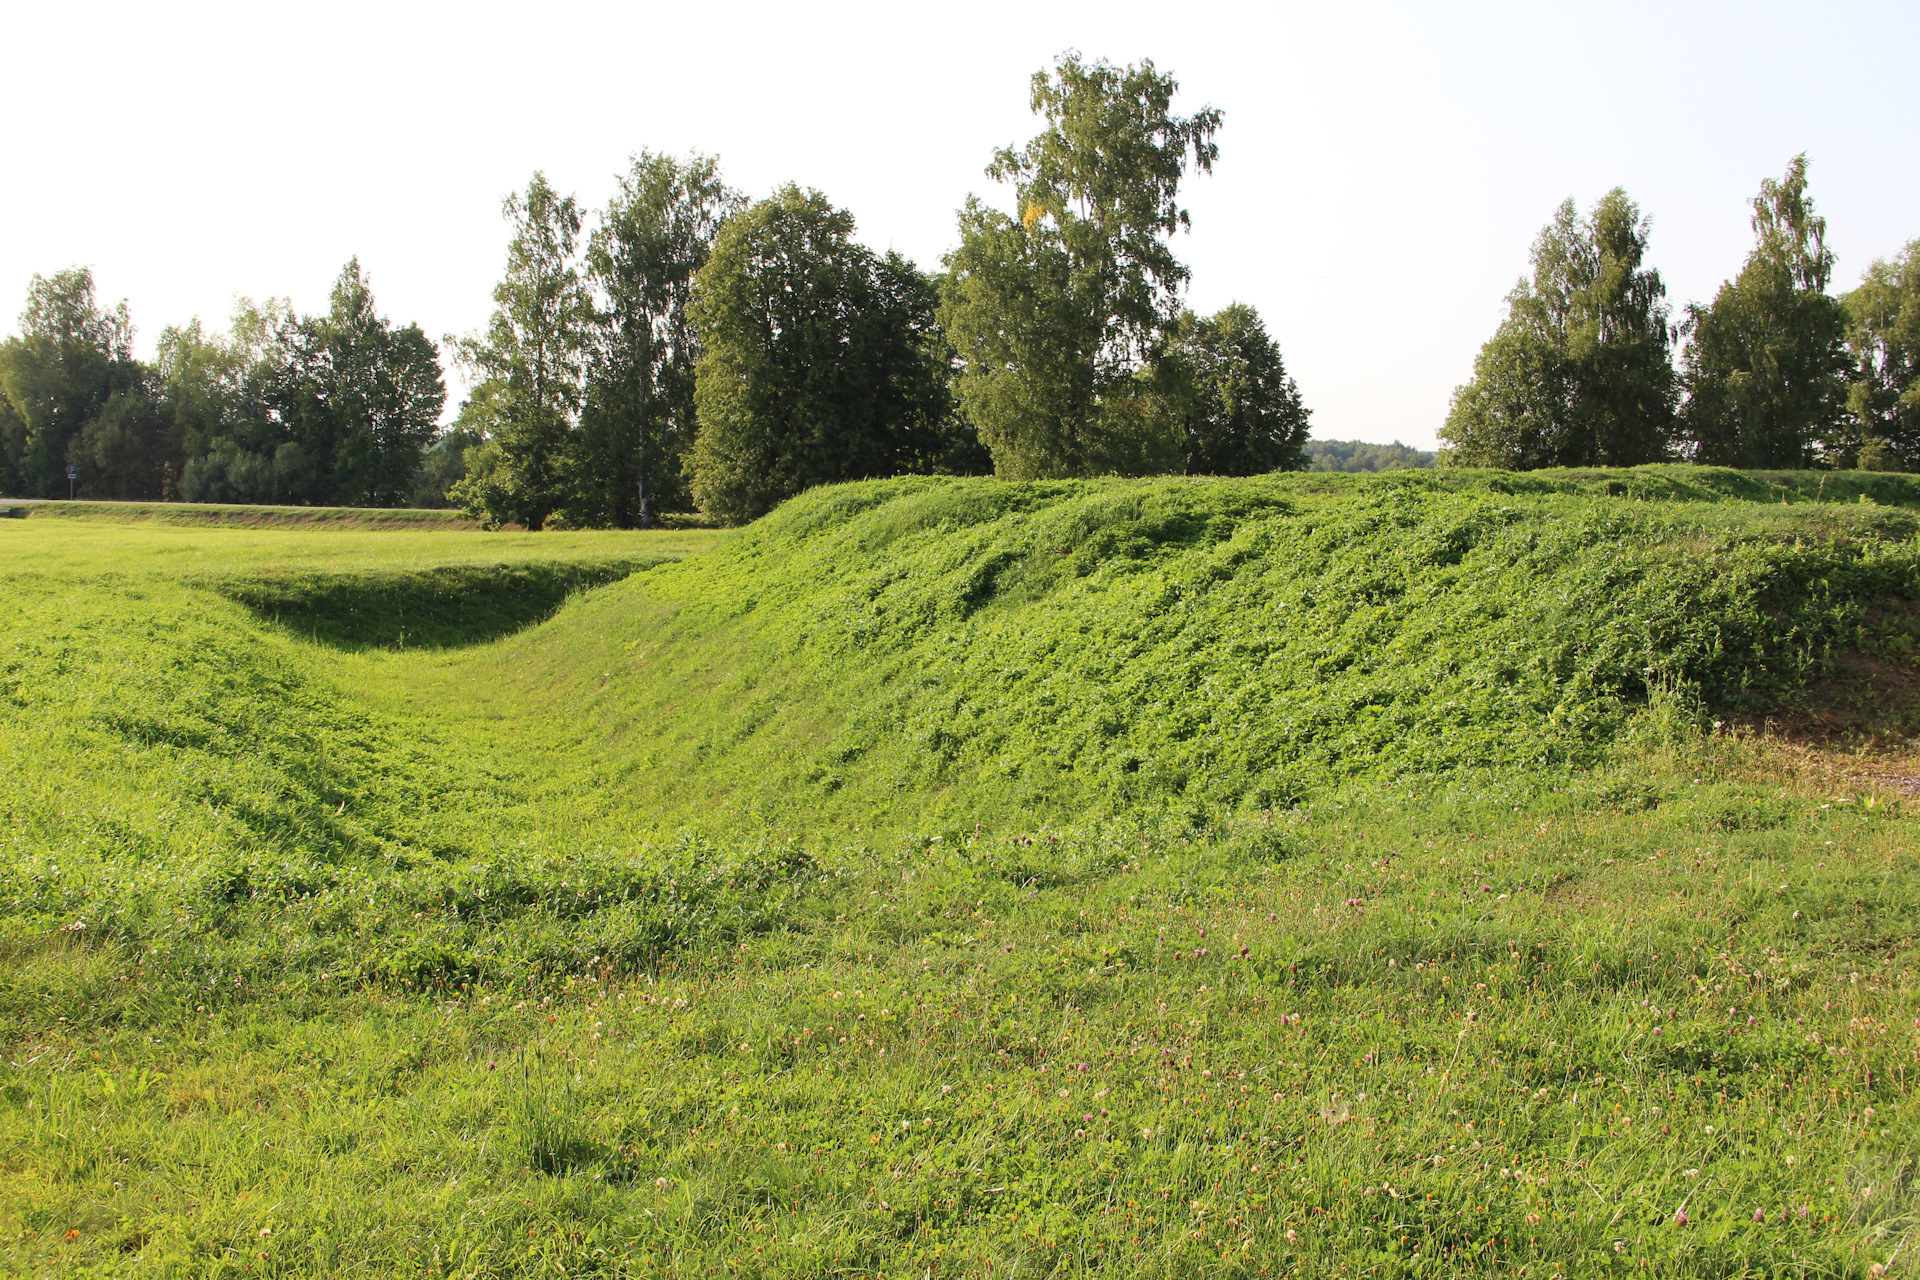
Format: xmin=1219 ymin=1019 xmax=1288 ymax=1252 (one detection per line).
xmin=7 ymin=0 xmax=1916 ymax=450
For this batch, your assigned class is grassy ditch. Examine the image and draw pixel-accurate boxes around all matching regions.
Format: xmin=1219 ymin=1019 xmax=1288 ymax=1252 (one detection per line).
xmin=401 ymin=469 xmax=1920 ymax=841
xmin=0 ymin=470 xmax=1916 ymax=1277
xmin=210 ymin=560 xmax=682 ymax=650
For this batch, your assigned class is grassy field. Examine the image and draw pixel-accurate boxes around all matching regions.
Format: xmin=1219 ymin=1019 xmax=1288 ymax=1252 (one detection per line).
xmin=2 ymin=467 xmax=1918 ymax=1277
xmin=3 ymin=500 xmax=487 ymax=529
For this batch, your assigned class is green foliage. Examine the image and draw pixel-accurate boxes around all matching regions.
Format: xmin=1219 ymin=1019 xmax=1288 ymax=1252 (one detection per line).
xmin=0 ymin=267 xmax=161 ymax=500
xmin=1842 ymin=238 xmax=1920 ymax=469
xmin=449 ymin=173 xmax=592 ymax=530
xmin=688 ymin=186 xmax=968 ymax=523
xmin=575 ymin=152 xmax=742 ymax=528
xmin=1305 ymin=438 xmax=1436 ymax=472
xmin=1158 ymin=303 xmax=1310 ymax=475
xmin=941 ymin=53 xmax=1221 ymax=479
xmin=156 ymin=298 xmax=293 ymax=499
xmin=307 ymin=259 xmax=448 ymax=505
xmin=156 ymin=262 xmax=446 ymax=508
xmin=1443 ymin=189 xmax=1676 ymax=469
xmin=1680 ymin=156 xmax=1852 ymax=469
xmin=409 ymin=424 xmax=482 ymax=507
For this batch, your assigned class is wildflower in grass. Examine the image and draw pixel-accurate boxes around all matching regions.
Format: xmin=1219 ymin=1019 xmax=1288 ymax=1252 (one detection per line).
xmin=1674 ymin=1208 xmax=1689 ymax=1226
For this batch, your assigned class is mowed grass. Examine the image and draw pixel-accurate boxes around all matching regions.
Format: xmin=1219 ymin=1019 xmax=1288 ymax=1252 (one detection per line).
xmin=6 ymin=500 xmax=486 ymax=530
xmin=1 ymin=470 xmax=1918 ymax=1277
xmin=0 ymin=512 xmax=725 ymax=580
xmin=1 ymin=517 xmax=729 ymax=651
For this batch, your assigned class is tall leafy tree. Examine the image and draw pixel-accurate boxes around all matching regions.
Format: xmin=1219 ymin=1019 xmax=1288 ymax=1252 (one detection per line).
xmin=450 ymin=172 xmax=590 ymax=529
xmin=69 ymin=383 xmax=171 ymax=500
xmin=1678 ymin=155 xmax=1850 ymax=469
xmin=1441 ymin=189 xmax=1676 ymax=469
xmin=0 ymin=268 xmax=165 ymax=499
xmin=161 ymin=301 xmax=310 ymax=504
xmin=163 ymin=267 xmax=443 ymax=507
xmin=687 ymin=185 xmax=959 ymax=523
xmin=306 ymin=259 xmax=447 ymax=506
xmin=1154 ymin=303 xmax=1309 ymax=474
xmin=941 ymin=53 xmax=1220 ymax=478
xmin=574 ymin=153 xmax=741 ymax=527
xmin=1841 ymin=239 xmax=1920 ymax=470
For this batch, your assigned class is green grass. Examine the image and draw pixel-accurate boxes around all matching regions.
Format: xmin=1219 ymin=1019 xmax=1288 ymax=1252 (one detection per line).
xmin=1 ymin=467 xmax=1918 ymax=1277
xmin=10 ymin=500 xmax=487 ymax=529
xmin=8 ymin=499 xmax=723 ymax=531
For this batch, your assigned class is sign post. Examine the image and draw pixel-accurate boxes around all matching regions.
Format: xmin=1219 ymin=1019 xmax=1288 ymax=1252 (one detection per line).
xmin=65 ymin=464 xmax=76 ymax=500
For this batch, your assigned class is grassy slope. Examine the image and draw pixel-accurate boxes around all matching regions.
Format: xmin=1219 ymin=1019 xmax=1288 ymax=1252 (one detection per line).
xmin=388 ymin=466 xmax=1920 ymax=841
xmin=1 ymin=468 xmax=1918 ymax=1277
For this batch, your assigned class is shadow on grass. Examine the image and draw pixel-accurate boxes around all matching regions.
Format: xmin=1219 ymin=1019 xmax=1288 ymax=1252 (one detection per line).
xmin=211 ymin=559 xmax=666 ymax=650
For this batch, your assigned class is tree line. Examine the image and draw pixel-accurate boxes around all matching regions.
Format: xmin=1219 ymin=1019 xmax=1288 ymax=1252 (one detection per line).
xmin=448 ymin=54 xmax=1307 ymax=528
xmin=6 ymin=55 xmax=1916 ymax=517
xmin=0 ymin=53 xmax=1306 ymax=522
xmin=1442 ymin=156 xmax=1920 ymax=472
xmin=0 ymin=260 xmax=446 ymax=506
xmin=1304 ymin=439 xmax=1435 ymax=472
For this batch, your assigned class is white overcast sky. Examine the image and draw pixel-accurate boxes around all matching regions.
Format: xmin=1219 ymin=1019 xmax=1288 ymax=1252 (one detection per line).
xmin=6 ymin=0 xmax=1916 ymax=450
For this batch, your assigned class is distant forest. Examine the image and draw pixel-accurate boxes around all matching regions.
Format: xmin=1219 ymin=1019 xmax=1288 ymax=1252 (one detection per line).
xmin=2 ymin=54 xmax=1915 ymax=523
xmin=1303 ymin=439 xmax=1434 ymax=472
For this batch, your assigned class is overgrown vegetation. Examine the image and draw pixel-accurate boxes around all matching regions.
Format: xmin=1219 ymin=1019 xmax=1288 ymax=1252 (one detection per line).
xmin=2 ymin=469 xmax=1918 ymax=1276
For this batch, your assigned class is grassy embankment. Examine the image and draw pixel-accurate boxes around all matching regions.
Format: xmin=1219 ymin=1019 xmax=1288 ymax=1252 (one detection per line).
xmin=2 ymin=466 xmax=1919 ymax=1277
